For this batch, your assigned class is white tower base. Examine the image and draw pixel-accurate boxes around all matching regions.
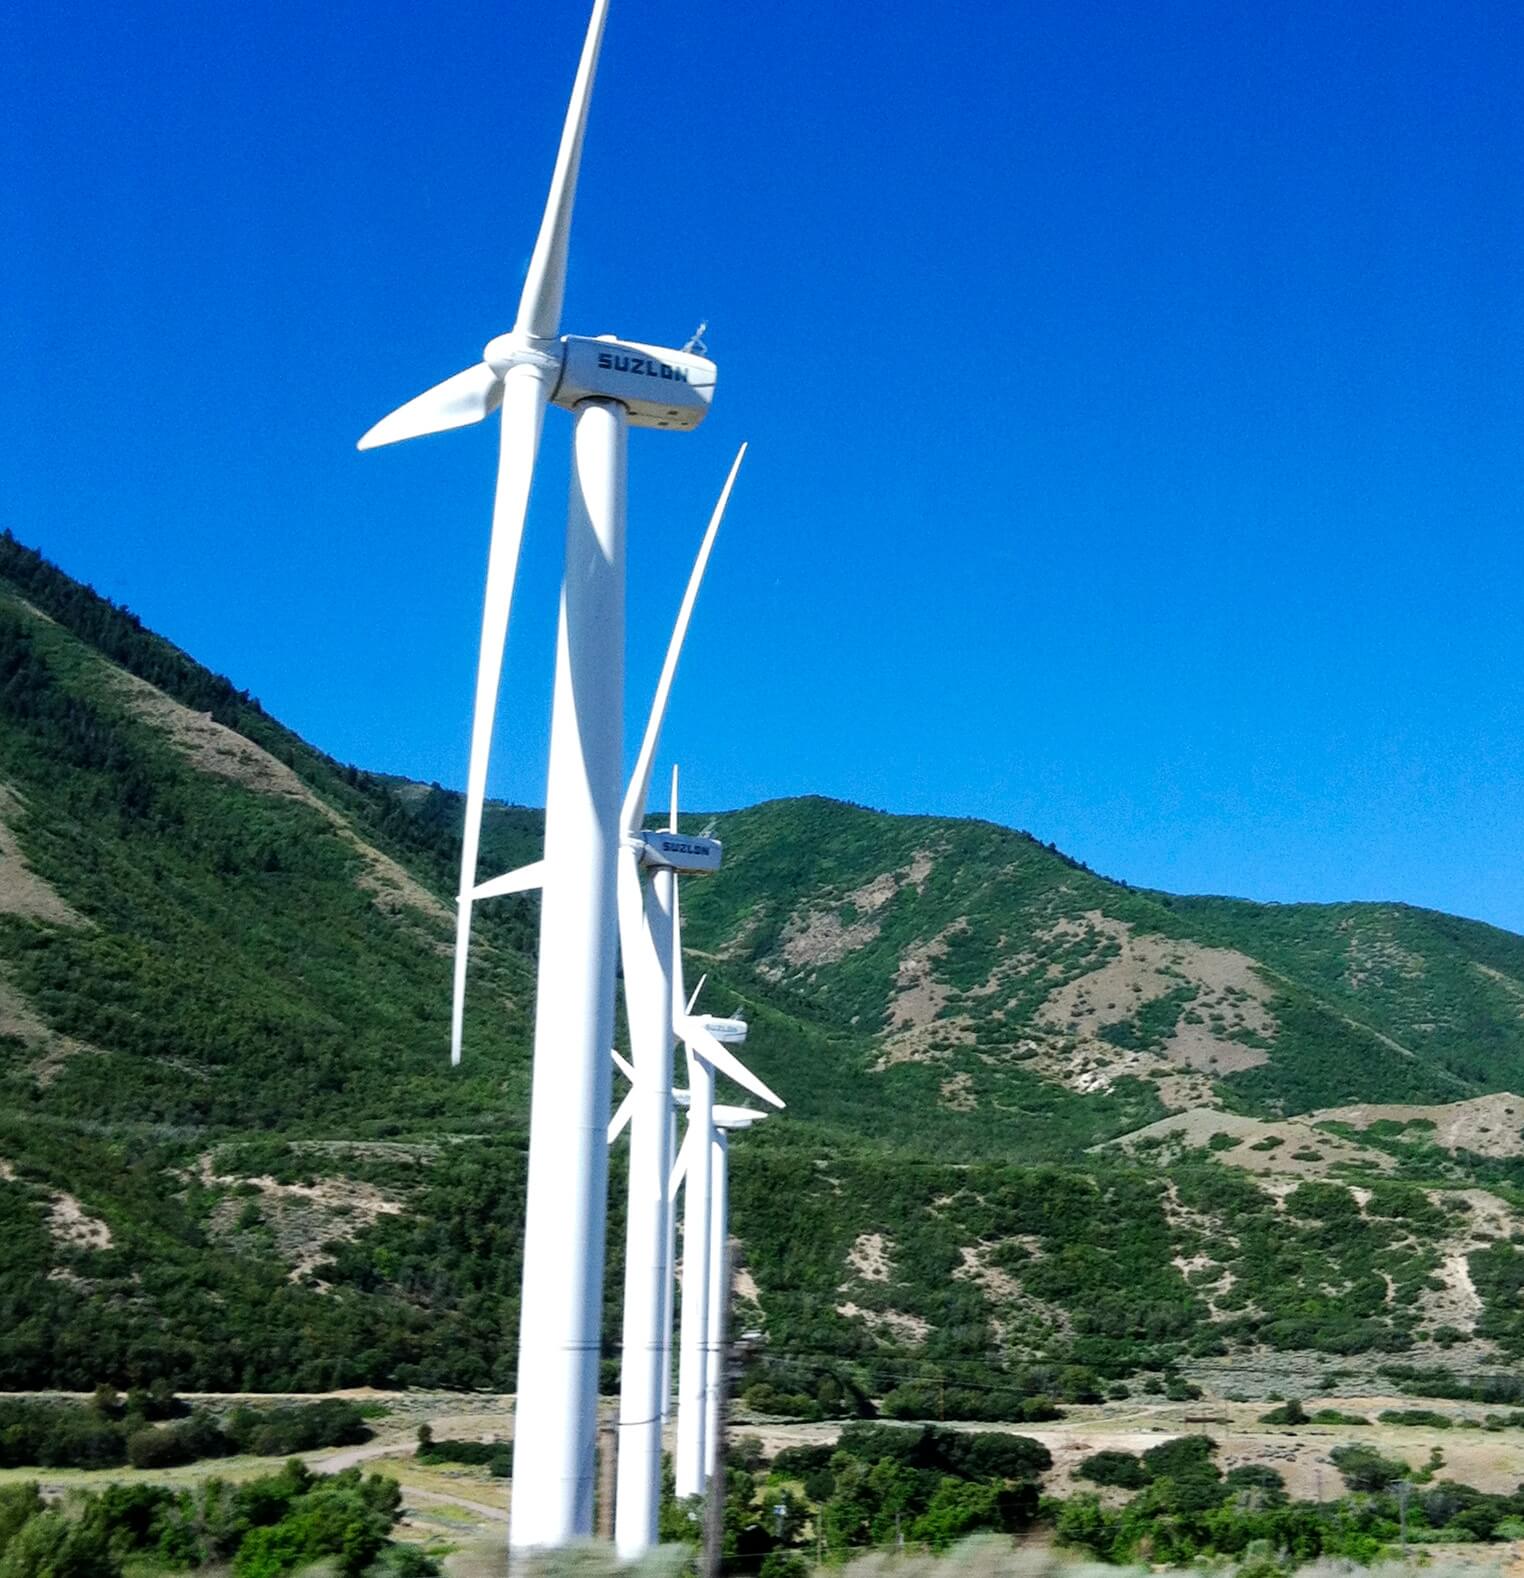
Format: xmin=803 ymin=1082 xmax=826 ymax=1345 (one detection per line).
xmin=704 ymin=1128 xmax=730 ymax=1480
xmin=508 ymin=398 xmax=628 ymax=1554
xmin=673 ymin=1058 xmax=714 ymax=1499
xmin=614 ymin=865 xmax=676 ymax=1558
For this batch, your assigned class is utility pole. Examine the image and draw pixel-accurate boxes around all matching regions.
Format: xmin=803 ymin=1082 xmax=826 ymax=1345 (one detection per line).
xmin=1391 ymin=1479 xmax=1411 ymax=1553
xmin=596 ymin=1422 xmax=617 ymax=1541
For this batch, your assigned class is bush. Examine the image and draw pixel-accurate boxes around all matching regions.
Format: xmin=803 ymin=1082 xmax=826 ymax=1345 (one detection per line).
xmin=1140 ymin=1435 xmax=1216 ymax=1479
xmin=770 ymin=1443 xmax=835 ymax=1480
xmin=1260 ymin=1398 xmax=1308 ymax=1425
xmin=226 ymin=1400 xmax=370 ymax=1457
xmin=417 ymin=1437 xmax=512 ymax=1478
xmin=126 ymin=1413 xmax=230 ymax=1469
xmin=1076 ymin=1450 xmax=1149 ymax=1489
xmin=1330 ymin=1442 xmax=1409 ymax=1493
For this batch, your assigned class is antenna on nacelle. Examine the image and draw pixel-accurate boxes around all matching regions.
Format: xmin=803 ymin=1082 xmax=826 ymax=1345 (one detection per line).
xmin=683 ymin=320 xmax=708 ymax=355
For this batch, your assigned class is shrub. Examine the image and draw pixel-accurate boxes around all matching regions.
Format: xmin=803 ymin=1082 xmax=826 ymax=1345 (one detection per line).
xmin=1260 ymin=1398 xmax=1308 ymax=1425
xmin=1076 ymin=1450 xmax=1148 ymax=1489
xmin=1330 ymin=1442 xmax=1409 ymax=1493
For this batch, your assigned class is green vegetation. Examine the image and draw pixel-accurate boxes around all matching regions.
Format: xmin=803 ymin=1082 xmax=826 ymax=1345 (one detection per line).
xmin=1259 ymin=1400 xmax=1307 ymax=1425
xmin=0 ymin=1460 xmax=433 ymax=1576
xmin=1376 ymin=1409 xmax=1453 ymax=1430
xmin=2 ymin=533 xmax=1524 ymax=1397
xmin=414 ymin=1423 xmax=511 ymax=1477
xmin=702 ymin=1425 xmax=1051 ymax=1561
xmin=0 ymin=1394 xmax=367 ymax=1471
xmin=675 ymin=1425 xmax=1524 ymax=1569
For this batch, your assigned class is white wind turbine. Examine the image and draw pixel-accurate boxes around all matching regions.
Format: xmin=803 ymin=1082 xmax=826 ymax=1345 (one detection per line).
xmin=605 ymin=817 xmax=783 ymax=1518
xmin=669 ymin=883 xmax=783 ymax=1501
xmin=357 ymin=0 xmax=719 ymax=1551
xmin=606 ymin=819 xmax=782 ymax=1548
xmin=604 ymin=451 xmax=777 ymax=1559
xmin=484 ymin=448 xmax=750 ymax=1554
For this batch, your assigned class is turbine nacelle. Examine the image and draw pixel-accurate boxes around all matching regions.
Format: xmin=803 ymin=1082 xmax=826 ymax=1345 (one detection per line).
xmin=476 ymin=332 xmax=717 ymax=432
xmin=698 ymin=1014 xmax=747 ymax=1045
xmin=558 ymin=336 xmax=715 ymax=430
xmin=637 ymin=828 xmax=722 ymax=874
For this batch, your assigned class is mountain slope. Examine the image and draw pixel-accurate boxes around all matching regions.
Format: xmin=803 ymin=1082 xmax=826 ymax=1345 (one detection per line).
xmin=2 ymin=530 xmax=1524 ymax=1400
xmin=677 ymin=797 xmax=1524 ymax=1148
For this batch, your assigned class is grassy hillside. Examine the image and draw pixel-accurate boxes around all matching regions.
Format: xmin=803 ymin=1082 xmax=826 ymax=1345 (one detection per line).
xmin=2 ymin=531 xmax=1523 ymax=1402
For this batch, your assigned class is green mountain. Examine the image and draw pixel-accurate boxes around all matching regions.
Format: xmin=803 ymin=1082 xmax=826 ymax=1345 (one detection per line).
xmin=2 ymin=530 xmax=1523 ymax=1407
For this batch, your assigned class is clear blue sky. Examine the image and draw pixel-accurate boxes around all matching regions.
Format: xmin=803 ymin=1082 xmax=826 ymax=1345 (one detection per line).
xmin=4 ymin=1 xmax=1521 ymax=932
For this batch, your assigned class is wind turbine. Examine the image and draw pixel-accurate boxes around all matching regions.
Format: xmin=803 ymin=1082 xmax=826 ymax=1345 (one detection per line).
xmin=605 ymin=828 xmax=782 ymax=1520
xmin=670 ymin=891 xmax=783 ymax=1501
xmin=606 ymin=453 xmax=756 ymax=1559
xmin=356 ymin=0 xmax=718 ymax=1552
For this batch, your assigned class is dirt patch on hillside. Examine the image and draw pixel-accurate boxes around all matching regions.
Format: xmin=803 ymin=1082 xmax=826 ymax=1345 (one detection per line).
xmin=776 ymin=907 xmax=883 ymax=971
xmin=1039 ymin=914 xmax=1274 ymax=1074
xmin=764 ymin=850 xmax=937 ymax=977
xmin=1416 ymin=1188 xmax=1524 ymax=1337
xmin=1100 ymin=1107 xmax=1396 ymax=1176
xmin=949 ymin=1241 xmax=1072 ymax=1356
xmin=954 ymin=1244 xmax=1023 ymax=1304
xmin=0 ymin=969 xmax=108 ymax=1086
xmin=111 ymin=670 xmax=448 ymax=927
xmin=845 ymin=1233 xmax=893 ymax=1284
xmin=1311 ymin=1094 xmax=1524 ymax=1158
xmin=834 ymin=1301 xmax=930 ymax=1345
xmin=47 ymin=1192 xmax=112 ymax=1251
xmin=0 ymin=786 xmax=87 ymax=928
xmin=940 ymin=1071 xmax=977 ymax=1111
xmin=197 ymin=1154 xmax=407 ymax=1282
xmin=875 ymin=922 xmax=973 ymax=1067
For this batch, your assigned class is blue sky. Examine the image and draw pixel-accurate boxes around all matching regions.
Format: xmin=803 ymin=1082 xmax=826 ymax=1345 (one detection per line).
xmin=4 ymin=0 xmax=1521 ymax=932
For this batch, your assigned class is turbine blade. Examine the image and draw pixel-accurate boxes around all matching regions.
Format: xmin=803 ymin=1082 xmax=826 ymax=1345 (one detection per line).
xmin=670 ymin=876 xmax=687 ymax=1019
xmin=357 ymin=363 xmax=503 ymax=451
xmin=450 ymin=373 xmax=550 ymax=1066
xmin=714 ymin=1104 xmax=765 ymax=1126
xmin=617 ymin=848 xmax=663 ymax=1036
xmin=611 ymin=1047 xmax=637 ymax=1085
xmin=608 ymin=1088 xmax=634 ymax=1145
xmin=670 ymin=1125 xmax=692 ymax=1194
xmin=472 ymin=860 xmax=545 ymax=901
xmin=679 ymin=1016 xmax=785 ymax=1110
xmin=621 ymin=444 xmax=748 ymax=832
xmin=514 ymin=0 xmax=610 ymax=340
xmin=686 ymin=972 xmax=707 ymax=1015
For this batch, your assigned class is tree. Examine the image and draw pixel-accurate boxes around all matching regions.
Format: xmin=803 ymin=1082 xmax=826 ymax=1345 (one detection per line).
xmin=1055 ymin=1493 xmax=1118 ymax=1558
xmin=0 ymin=1510 xmax=119 ymax=1578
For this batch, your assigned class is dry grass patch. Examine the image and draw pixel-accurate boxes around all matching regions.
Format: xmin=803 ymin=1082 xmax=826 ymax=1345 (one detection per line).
xmin=1311 ymin=1094 xmax=1524 ymax=1159
xmin=196 ymin=1154 xmax=407 ymax=1282
xmin=110 ymin=667 xmax=449 ymax=926
xmin=0 ymin=785 xmax=87 ymax=928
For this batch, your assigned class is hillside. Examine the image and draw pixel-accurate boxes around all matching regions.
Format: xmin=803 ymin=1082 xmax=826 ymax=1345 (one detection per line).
xmin=2 ymin=531 xmax=1524 ymax=1407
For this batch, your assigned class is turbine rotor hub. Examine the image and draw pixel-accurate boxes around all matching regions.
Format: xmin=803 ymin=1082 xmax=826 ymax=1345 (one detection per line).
xmin=482 ymin=332 xmax=562 ymax=378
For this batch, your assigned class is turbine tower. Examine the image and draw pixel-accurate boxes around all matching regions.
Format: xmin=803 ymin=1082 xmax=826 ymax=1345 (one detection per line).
xmin=705 ymin=1104 xmax=766 ymax=1480
xmin=670 ymin=891 xmax=782 ymax=1501
xmin=608 ymin=453 xmax=751 ymax=1559
xmin=356 ymin=0 xmax=718 ymax=1551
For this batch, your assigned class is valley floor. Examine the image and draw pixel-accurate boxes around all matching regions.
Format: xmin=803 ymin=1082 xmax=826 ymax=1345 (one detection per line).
xmin=10 ymin=1387 xmax=1524 ymax=1569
